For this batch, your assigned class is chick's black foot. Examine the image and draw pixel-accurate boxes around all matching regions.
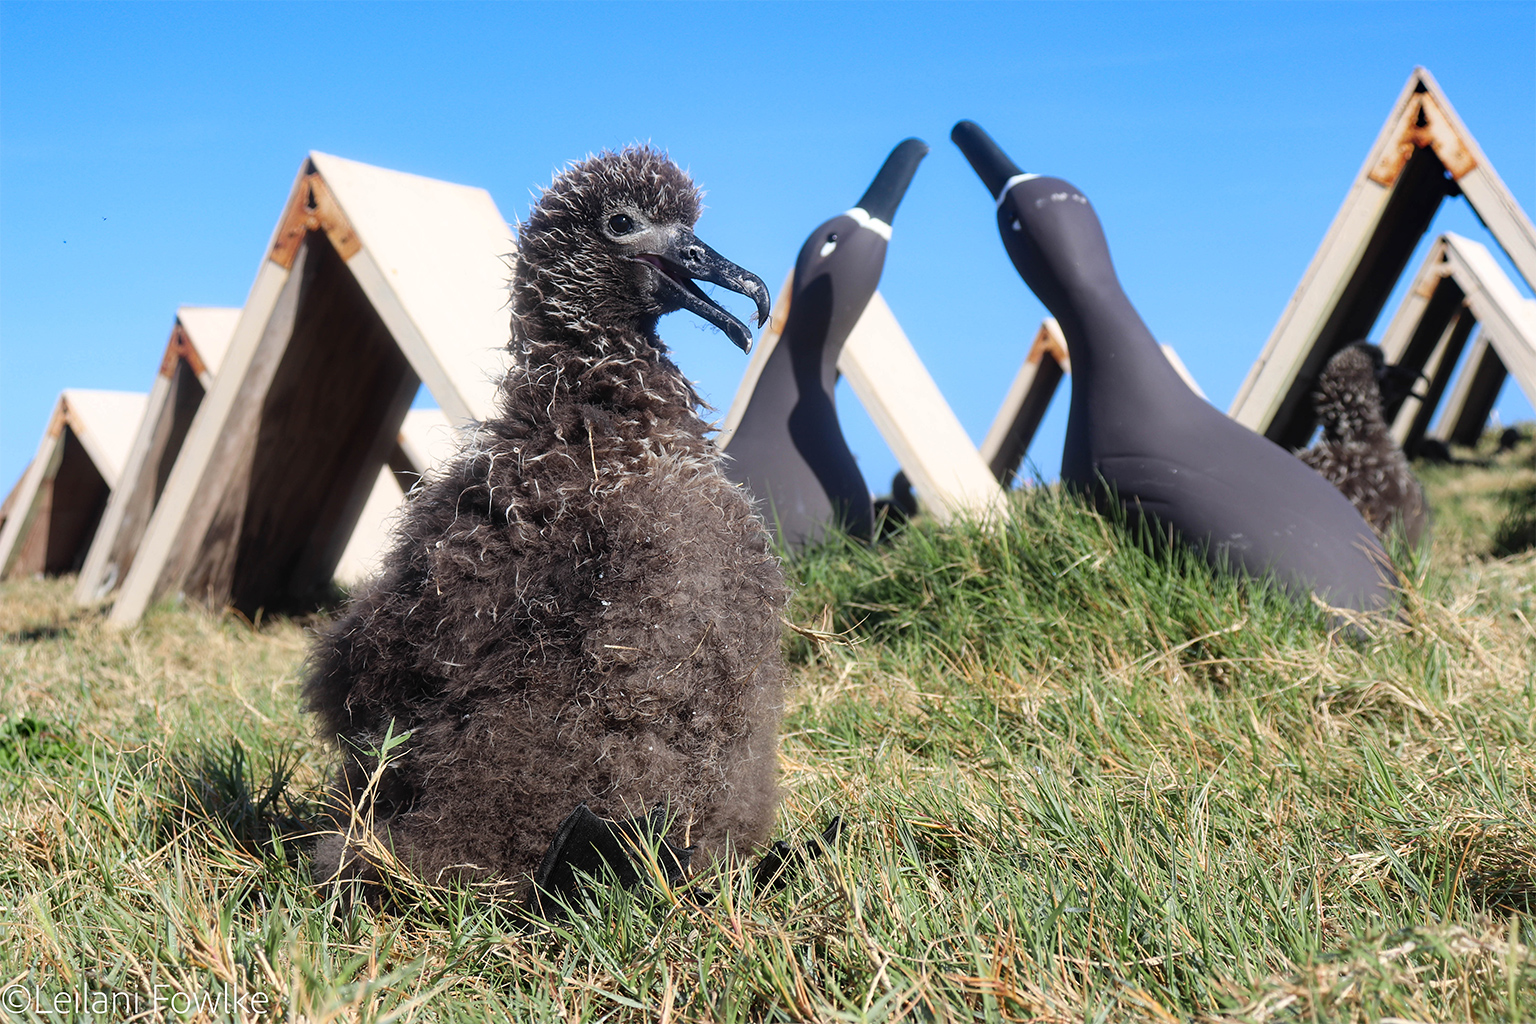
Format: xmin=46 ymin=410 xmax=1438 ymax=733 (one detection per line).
xmin=754 ymin=816 xmax=843 ymax=891
xmin=533 ymin=803 xmax=693 ymax=908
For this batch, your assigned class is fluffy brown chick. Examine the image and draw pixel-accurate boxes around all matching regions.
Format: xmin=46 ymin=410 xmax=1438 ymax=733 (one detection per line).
xmin=1299 ymin=342 xmax=1429 ymax=546
xmin=303 ymin=147 xmax=786 ymax=897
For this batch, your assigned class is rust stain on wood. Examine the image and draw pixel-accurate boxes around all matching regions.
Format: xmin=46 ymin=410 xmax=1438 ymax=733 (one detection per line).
xmin=1368 ymin=88 xmax=1478 ymax=188
xmin=158 ymin=323 xmax=211 ymax=380
xmin=1026 ymin=319 xmax=1070 ymax=373
xmin=44 ymin=404 xmax=68 ymax=441
xmin=269 ymin=172 xmax=362 ymax=268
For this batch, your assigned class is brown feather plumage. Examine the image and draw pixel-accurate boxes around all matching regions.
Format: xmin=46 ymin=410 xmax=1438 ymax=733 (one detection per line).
xmin=1298 ymin=342 xmax=1429 ymax=546
xmin=303 ymin=148 xmax=790 ymax=894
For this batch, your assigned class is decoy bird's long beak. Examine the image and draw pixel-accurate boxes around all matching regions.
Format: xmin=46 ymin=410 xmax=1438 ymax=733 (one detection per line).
xmin=951 ymin=120 xmax=1033 ymax=202
xmin=854 ymin=138 xmax=930 ymax=225
xmin=640 ymin=229 xmax=772 ymax=353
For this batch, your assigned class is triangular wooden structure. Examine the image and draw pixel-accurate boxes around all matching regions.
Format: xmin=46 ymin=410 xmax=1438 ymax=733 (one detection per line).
xmin=0 ymin=390 xmax=148 ymax=579
xmin=717 ymin=276 xmax=1006 ymax=522
xmin=1376 ymin=232 xmax=1536 ymax=451
xmin=74 ymin=307 xmax=240 ymax=602
xmin=1428 ymin=294 xmax=1536 ymax=447
xmin=108 ymin=153 xmax=513 ymax=624
xmin=1230 ymin=67 xmax=1536 ymax=449
xmin=79 ymin=305 xmax=469 ymax=604
xmin=978 ymin=319 xmax=1208 ymax=488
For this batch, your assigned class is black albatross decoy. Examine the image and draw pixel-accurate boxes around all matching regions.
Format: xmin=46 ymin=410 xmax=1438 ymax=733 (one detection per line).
xmin=1299 ymin=342 xmax=1429 ymax=546
xmin=723 ymin=138 xmax=929 ymax=548
xmin=303 ymin=147 xmax=792 ymax=903
xmin=952 ymin=121 xmax=1395 ymax=613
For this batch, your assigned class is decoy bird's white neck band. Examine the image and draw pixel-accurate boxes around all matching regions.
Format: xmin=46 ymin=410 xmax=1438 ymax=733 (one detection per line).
xmin=995 ymin=173 xmax=1040 ymax=208
xmin=844 ymin=207 xmax=892 ymax=240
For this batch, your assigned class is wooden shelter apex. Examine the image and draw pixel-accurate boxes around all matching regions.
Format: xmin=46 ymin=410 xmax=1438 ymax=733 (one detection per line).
xmin=1229 ymin=66 xmax=1536 ymax=450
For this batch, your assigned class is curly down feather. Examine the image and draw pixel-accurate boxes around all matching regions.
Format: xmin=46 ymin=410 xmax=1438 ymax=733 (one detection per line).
xmin=303 ymin=147 xmax=789 ymax=894
xmin=1299 ymin=342 xmax=1428 ymax=546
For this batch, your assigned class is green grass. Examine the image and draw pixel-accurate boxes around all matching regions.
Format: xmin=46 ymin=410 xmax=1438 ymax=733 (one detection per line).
xmin=2 ymin=433 xmax=1533 ymax=1022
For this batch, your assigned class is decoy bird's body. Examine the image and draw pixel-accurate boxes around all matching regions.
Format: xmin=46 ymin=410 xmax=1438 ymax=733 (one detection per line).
xmin=304 ymin=148 xmax=787 ymax=894
xmin=724 ymin=139 xmax=928 ymax=548
xmin=1299 ymin=343 xmax=1428 ymax=546
xmin=953 ymin=121 xmax=1394 ymax=612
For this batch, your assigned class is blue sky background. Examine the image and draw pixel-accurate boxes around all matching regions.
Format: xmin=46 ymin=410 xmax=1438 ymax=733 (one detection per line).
xmin=3 ymin=1 xmax=1533 ymax=497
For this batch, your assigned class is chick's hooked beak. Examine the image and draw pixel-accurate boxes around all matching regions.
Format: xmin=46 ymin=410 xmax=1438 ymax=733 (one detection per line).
xmin=637 ymin=229 xmax=772 ymax=353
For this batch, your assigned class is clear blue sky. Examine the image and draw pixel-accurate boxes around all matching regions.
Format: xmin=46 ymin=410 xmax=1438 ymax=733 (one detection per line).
xmin=3 ymin=1 xmax=1532 ymax=496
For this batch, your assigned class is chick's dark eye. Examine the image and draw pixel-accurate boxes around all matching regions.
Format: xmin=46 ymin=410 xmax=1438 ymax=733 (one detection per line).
xmin=608 ymin=213 xmax=634 ymax=235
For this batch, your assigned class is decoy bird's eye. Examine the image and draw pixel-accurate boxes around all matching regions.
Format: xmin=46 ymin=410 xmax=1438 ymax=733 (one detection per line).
xmin=608 ymin=213 xmax=635 ymax=235
xmin=819 ymin=232 xmax=838 ymax=257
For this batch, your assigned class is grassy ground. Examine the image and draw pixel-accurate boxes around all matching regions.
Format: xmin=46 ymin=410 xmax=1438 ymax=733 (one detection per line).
xmin=2 ymin=433 xmax=1533 ymax=1022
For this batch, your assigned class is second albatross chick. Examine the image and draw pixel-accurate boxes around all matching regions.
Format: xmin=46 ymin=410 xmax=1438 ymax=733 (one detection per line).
xmin=1299 ymin=342 xmax=1428 ymax=546
xmin=303 ymin=147 xmax=785 ymax=900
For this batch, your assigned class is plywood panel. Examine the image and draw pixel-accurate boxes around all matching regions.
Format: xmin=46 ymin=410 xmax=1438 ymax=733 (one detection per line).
xmin=1392 ymin=307 xmax=1476 ymax=452
xmin=980 ymin=319 xmax=1069 ymax=487
xmin=334 ymin=467 xmax=406 ymax=587
xmin=43 ymin=428 xmax=112 ymax=574
xmin=1433 ymin=334 xmax=1506 ymax=446
xmin=0 ymin=407 xmax=64 ymax=578
xmin=86 ymin=361 xmax=206 ymax=598
xmin=1374 ymin=234 xmax=1536 ymax=451
xmin=839 ymin=293 xmax=1006 ymax=521
xmin=1 ymin=390 xmax=146 ymax=580
xmin=310 ymin=151 xmax=512 ymax=425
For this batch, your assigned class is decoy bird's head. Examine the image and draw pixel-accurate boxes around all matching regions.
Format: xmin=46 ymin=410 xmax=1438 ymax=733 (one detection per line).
xmin=785 ymin=138 xmax=928 ymax=354
xmin=511 ymin=146 xmax=771 ymax=358
xmin=951 ymin=120 xmax=1113 ymax=318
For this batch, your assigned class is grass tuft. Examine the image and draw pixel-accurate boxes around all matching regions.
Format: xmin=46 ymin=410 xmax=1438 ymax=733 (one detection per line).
xmin=1 ymin=430 xmax=1533 ymax=1020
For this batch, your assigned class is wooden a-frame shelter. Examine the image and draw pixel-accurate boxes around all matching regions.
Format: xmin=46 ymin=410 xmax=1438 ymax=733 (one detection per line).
xmin=1230 ymin=66 xmax=1536 ymax=450
xmin=74 ymin=307 xmax=239 ymax=602
xmin=1375 ymin=232 xmax=1536 ymax=452
xmin=0 ymin=390 xmax=149 ymax=580
xmin=108 ymin=153 xmax=513 ymax=625
xmin=78 ymin=306 xmax=463 ymax=604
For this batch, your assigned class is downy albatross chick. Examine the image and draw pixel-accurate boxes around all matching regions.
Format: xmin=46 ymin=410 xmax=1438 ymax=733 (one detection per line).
xmin=304 ymin=147 xmax=783 ymax=899
xmin=1299 ymin=342 xmax=1428 ymax=546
